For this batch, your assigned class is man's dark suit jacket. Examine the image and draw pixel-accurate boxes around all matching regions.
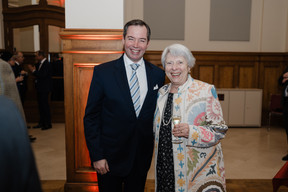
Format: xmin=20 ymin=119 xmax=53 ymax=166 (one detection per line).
xmin=33 ymin=59 xmax=52 ymax=92
xmin=84 ymin=55 xmax=165 ymax=177
xmin=12 ymin=63 xmax=27 ymax=102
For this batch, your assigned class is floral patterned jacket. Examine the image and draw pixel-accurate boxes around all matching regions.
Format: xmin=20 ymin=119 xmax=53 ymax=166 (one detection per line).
xmin=154 ymin=75 xmax=228 ymax=192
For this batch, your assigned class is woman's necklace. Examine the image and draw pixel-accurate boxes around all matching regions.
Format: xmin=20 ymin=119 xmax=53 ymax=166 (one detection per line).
xmin=162 ymin=117 xmax=172 ymax=126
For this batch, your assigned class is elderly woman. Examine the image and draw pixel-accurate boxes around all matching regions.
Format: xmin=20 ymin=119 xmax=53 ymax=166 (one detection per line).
xmin=154 ymin=44 xmax=228 ymax=192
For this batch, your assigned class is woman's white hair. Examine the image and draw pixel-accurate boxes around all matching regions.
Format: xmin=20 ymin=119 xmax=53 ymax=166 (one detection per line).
xmin=161 ymin=44 xmax=196 ymax=68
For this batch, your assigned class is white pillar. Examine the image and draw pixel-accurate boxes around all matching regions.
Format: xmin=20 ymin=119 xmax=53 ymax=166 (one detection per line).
xmin=33 ymin=25 xmax=39 ymax=51
xmin=32 ymin=0 xmax=40 ymax=51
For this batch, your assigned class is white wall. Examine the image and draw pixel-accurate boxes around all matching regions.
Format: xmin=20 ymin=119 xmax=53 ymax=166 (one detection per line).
xmin=286 ymin=7 xmax=288 ymax=52
xmin=261 ymin=0 xmax=288 ymax=52
xmin=12 ymin=25 xmax=41 ymax=52
xmin=1 ymin=0 xmax=287 ymax=52
xmin=124 ymin=0 xmax=288 ymax=52
xmin=65 ymin=0 xmax=124 ymax=29
xmin=13 ymin=26 xmax=35 ymax=52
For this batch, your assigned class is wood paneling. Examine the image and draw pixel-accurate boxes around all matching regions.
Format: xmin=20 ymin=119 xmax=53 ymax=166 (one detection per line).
xmin=199 ymin=65 xmax=214 ymax=85
xmin=60 ymin=29 xmax=123 ymax=192
xmin=74 ymin=66 xmax=94 ymax=169
xmin=239 ymin=66 xmax=255 ymax=88
xmin=259 ymin=55 xmax=285 ymax=112
xmin=145 ymin=51 xmax=288 ymax=124
xmin=218 ymin=65 xmax=234 ymax=88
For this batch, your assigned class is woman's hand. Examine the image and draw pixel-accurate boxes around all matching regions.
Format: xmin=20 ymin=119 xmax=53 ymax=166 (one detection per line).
xmin=172 ymin=123 xmax=189 ymax=138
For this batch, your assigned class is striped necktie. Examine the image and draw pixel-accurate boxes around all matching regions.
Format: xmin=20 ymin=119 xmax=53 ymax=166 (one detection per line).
xmin=129 ymin=63 xmax=141 ymax=117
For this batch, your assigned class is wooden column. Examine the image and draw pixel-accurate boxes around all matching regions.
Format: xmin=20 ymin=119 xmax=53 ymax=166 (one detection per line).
xmin=60 ymin=29 xmax=123 ymax=192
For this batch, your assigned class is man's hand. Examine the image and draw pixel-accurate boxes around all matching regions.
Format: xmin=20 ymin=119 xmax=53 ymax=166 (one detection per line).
xmin=283 ymin=72 xmax=288 ymax=83
xmin=27 ymin=64 xmax=36 ymax=72
xmin=93 ymin=159 xmax=110 ymax=175
xmin=15 ymin=76 xmax=24 ymax=83
xmin=20 ymin=70 xmax=28 ymax=76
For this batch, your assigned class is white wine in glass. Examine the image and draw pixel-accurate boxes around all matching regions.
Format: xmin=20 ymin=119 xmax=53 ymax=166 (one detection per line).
xmin=172 ymin=116 xmax=181 ymax=125
xmin=172 ymin=115 xmax=183 ymax=144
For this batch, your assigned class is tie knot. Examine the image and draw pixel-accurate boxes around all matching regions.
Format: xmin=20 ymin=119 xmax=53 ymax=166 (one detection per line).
xmin=130 ymin=63 xmax=140 ymax=71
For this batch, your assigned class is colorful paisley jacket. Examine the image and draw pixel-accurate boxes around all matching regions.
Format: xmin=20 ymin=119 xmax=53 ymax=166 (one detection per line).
xmin=153 ymin=75 xmax=228 ymax=192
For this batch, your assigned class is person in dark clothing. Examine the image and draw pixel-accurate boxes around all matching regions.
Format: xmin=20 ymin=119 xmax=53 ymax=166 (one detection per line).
xmin=279 ymin=66 xmax=288 ymax=161
xmin=84 ymin=19 xmax=165 ymax=192
xmin=14 ymin=51 xmax=29 ymax=104
xmin=0 ymin=95 xmax=42 ymax=192
xmin=28 ymin=50 xmax=53 ymax=130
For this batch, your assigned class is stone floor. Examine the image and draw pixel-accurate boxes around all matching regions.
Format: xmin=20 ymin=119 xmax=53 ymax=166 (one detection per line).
xmin=28 ymin=123 xmax=288 ymax=190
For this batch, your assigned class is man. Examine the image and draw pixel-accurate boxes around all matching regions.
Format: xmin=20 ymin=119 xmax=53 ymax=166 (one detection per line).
xmin=14 ymin=51 xmax=28 ymax=104
xmin=0 ymin=95 xmax=42 ymax=192
xmin=84 ymin=19 xmax=165 ymax=192
xmin=28 ymin=50 xmax=52 ymax=130
xmin=279 ymin=66 xmax=288 ymax=161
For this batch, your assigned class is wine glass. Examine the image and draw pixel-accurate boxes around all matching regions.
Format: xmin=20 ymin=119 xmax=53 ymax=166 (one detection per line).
xmin=172 ymin=110 xmax=183 ymax=144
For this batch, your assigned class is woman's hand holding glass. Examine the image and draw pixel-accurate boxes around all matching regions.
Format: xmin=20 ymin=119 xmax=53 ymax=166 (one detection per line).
xmin=172 ymin=122 xmax=189 ymax=141
xmin=172 ymin=110 xmax=189 ymax=143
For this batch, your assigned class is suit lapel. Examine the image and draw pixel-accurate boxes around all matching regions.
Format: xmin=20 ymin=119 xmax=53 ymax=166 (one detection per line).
xmin=38 ymin=59 xmax=47 ymax=71
xmin=140 ymin=61 xmax=154 ymax=112
xmin=113 ymin=57 xmax=136 ymax=113
xmin=144 ymin=61 xmax=153 ymax=99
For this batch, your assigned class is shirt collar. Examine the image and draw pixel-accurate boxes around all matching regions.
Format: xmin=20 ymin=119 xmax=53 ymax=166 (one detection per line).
xmin=123 ymin=54 xmax=144 ymax=68
xmin=40 ymin=58 xmax=47 ymax=64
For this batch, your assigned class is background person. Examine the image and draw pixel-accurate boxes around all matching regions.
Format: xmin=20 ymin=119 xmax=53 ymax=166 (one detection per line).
xmin=279 ymin=66 xmax=288 ymax=161
xmin=84 ymin=19 xmax=165 ymax=192
xmin=154 ymin=44 xmax=228 ymax=192
xmin=28 ymin=50 xmax=52 ymax=130
xmin=14 ymin=51 xmax=29 ymax=104
xmin=9 ymin=55 xmax=25 ymax=85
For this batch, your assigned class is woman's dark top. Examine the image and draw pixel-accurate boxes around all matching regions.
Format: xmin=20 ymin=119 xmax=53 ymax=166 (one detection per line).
xmin=156 ymin=93 xmax=175 ymax=192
